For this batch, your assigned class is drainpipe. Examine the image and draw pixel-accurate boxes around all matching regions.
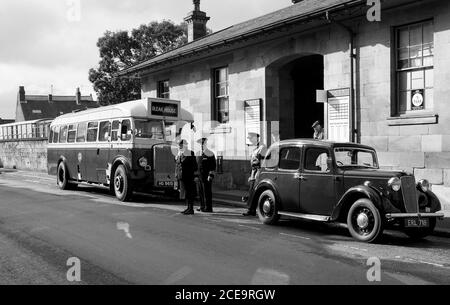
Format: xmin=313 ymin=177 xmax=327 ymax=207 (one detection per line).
xmin=325 ymin=11 xmax=357 ymax=143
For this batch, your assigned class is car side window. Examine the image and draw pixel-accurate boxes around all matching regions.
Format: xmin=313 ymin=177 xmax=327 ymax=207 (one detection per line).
xmin=279 ymin=147 xmax=301 ymax=170
xmin=305 ymin=148 xmax=330 ymax=172
xmin=262 ymin=146 xmax=279 ymax=168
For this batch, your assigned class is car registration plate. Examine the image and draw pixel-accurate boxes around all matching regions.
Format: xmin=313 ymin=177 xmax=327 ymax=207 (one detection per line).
xmin=157 ymin=181 xmax=175 ymax=187
xmin=405 ymin=218 xmax=430 ymax=228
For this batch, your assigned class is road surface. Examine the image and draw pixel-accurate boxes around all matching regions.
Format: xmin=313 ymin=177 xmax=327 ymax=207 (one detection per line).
xmin=0 ymin=171 xmax=449 ymax=285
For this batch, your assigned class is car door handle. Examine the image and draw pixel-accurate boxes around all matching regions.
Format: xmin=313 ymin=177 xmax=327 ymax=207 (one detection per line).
xmin=294 ymin=174 xmax=307 ymax=181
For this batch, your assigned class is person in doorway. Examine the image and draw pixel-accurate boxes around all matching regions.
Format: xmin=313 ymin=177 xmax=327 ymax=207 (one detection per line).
xmin=243 ymin=132 xmax=267 ymax=217
xmin=312 ymin=121 xmax=324 ymax=140
xmin=175 ymin=139 xmax=198 ymax=215
xmin=196 ymin=137 xmax=216 ymax=213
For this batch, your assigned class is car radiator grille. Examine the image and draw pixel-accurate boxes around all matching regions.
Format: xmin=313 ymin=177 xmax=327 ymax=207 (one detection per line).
xmin=401 ymin=176 xmax=419 ymax=213
xmin=153 ymin=145 xmax=176 ymax=173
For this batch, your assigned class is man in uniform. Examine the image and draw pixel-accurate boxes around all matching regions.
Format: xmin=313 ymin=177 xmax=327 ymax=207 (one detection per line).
xmin=312 ymin=121 xmax=324 ymax=140
xmin=175 ymin=139 xmax=198 ymax=215
xmin=196 ymin=137 xmax=216 ymax=213
xmin=243 ymin=132 xmax=266 ymax=217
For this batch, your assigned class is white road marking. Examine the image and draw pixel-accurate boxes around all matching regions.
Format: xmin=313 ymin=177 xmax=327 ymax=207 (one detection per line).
xmin=280 ymin=233 xmax=311 ymax=240
xmin=238 ymin=224 xmax=261 ymax=231
xmin=251 ymin=268 xmax=290 ymax=285
xmin=116 ymin=222 xmax=133 ymax=239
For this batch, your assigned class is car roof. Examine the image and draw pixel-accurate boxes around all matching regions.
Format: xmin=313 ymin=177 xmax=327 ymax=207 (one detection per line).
xmin=275 ymin=139 xmax=375 ymax=150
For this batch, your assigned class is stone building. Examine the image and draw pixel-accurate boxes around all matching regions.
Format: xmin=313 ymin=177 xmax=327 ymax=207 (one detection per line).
xmin=15 ymin=86 xmax=98 ymax=122
xmin=120 ymin=0 xmax=450 ymax=188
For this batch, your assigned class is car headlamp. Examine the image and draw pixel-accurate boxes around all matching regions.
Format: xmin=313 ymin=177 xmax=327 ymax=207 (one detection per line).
xmin=418 ymin=179 xmax=431 ymax=192
xmin=139 ymin=157 xmax=148 ymax=168
xmin=388 ymin=177 xmax=401 ymax=192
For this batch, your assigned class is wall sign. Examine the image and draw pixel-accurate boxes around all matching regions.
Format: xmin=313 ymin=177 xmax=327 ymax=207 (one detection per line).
xmin=411 ymin=89 xmax=425 ymax=111
xmin=244 ymin=99 xmax=262 ymax=145
xmin=327 ymin=88 xmax=350 ymax=143
xmin=150 ymin=101 xmax=179 ymax=117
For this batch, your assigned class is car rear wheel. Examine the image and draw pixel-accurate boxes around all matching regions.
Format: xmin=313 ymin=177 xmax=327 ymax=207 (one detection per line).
xmin=404 ymin=218 xmax=436 ymax=240
xmin=257 ymin=190 xmax=280 ymax=225
xmin=347 ymin=198 xmax=384 ymax=243
xmin=113 ymin=165 xmax=133 ymax=202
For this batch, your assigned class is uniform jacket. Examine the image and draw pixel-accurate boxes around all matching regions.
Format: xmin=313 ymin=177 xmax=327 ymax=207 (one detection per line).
xmin=175 ymin=149 xmax=198 ymax=181
xmin=196 ymin=148 xmax=216 ymax=178
xmin=250 ymin=144 xmax=267 ymax=169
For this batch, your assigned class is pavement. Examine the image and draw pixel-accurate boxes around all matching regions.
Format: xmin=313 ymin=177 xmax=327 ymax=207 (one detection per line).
xmin=0 ymin=170 xmax=449 ymax=285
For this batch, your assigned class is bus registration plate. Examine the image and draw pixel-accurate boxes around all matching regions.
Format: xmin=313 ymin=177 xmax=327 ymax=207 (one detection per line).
xmin=157 ymin=181 xmax=175 ymax=187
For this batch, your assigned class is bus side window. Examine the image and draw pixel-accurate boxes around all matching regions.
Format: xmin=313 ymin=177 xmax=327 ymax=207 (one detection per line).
xmin=111 ymin=120 xmax=120 ymax=142
xmin=121 ymin=119 xmax=131 ymax=141
xmin=99 ymin=121 xmax=111 ymax=142
xmin=60 ymin=125 xmax=68 ymax=143
xmin=67 ymin=124 xmax=77 ymax=143
xmin=49 ymin=126 xmax=54 ymax=143
xmin=53 ymin=126 xmax=60 ymax=144
xmin=76 ymin=123 xmax=87 ymax=143
xmin=87 ymin=122 xmax=99 ymax=142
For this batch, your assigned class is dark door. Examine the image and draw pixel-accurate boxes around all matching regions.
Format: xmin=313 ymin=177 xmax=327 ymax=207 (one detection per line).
xmin=275 ymin=146 xmax=302 ymax=212
xmin=75 ymin=122 xmax=88 ymax=181
xmin=300 ymin=147 xmax=335 ymax=215
xmin=96 ymin=120 xmax=112 ymax=184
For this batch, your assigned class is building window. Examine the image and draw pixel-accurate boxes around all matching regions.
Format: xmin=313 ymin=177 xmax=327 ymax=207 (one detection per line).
xmin=157 ymin=80 xmax=170 ymax=99
xmin=396 ymin=20 xmax=433 ymax=114
xmin=213 ymin=67 xmax=229 ymax=124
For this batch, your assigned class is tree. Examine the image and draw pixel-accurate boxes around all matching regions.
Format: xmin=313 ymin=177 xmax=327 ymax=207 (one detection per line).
xmin=89 ymin=21 xmax=188 ymax=105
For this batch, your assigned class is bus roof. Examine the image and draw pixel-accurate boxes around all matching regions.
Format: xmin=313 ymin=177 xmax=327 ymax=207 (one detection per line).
xmin=51 ymin=98 xmax=194 ymax=126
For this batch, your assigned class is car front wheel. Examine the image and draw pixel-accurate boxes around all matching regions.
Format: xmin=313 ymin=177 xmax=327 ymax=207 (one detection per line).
xmin=257 ymin=190 xmax=280 ymax=225
xmin=347 ymin=198 xmax=384 ymax=243
xmin=113 ymin=165 xmax=133 ymax=202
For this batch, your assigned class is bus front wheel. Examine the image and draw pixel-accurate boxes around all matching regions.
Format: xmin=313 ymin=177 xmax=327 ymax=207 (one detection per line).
xmin=113 ymin=165 xmax=133 ymax=202
xmin=57 ymin=162 xmax=71 ymax=190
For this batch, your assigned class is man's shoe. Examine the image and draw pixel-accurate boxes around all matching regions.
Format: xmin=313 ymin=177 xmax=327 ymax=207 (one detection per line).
xmin=197 ymin=208 xmax=206 ymax=212
xmin=243 ymin=211 xmax=256 ymax=217
xmin=183 ymin=209 xmax=194 ymax=215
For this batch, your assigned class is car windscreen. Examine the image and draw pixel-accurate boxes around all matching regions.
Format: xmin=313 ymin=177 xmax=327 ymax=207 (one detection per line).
xmin=334 ymin=147 xmax=378 ymax=169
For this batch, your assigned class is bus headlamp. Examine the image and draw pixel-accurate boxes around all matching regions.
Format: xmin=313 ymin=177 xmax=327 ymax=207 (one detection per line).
xmin=388 ymin=177 xmax=401 ymax=192
xmin=418 ymin=179 xmax=431 ymax=192
xmin=139 ymin=157 xmax=148 ymax=168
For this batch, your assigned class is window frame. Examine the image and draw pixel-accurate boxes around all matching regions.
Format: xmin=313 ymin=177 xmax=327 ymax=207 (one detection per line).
xmin=98 ymin=121 xmax=112 ymax=142
xmin=76 ymin=122 xmax=87 ymax=143
xmin=303 ymin=147 xmax=331 ymax=173
xmin=212 ymin=66 xmax=229 ymax=124
xmin=87 ymin=121 xmax=99 ymax=143
xmin=278 ymin=146 xmax=302 ymax=171
xmin=157 ymin=80 xmax=170 ymax=99
xmin=394 ymin=19 xmax=434 ymax=115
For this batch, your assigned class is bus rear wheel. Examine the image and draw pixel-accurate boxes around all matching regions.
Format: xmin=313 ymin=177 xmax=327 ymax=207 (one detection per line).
xmin=113 ymin=165 xmax=133 ymax=202
xmin=57 ymin=162 xmax=72 ymax=190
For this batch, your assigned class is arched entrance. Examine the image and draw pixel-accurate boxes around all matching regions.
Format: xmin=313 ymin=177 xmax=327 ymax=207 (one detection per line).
xmin=266 ymin=54 xmax=324 ymax=142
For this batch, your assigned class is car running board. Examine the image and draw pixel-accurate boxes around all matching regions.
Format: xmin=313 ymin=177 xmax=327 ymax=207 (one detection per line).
xmin=278 ymin=212 xmax=331 ymax=222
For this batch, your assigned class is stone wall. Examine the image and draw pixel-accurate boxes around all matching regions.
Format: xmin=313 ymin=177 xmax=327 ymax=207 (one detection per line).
xmin=0 ymin=140 xmax=48 ymax=172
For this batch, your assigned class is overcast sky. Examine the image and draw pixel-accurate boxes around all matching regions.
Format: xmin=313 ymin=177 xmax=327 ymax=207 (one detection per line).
xmin=0 ymin=0 xmax=292 ymax=119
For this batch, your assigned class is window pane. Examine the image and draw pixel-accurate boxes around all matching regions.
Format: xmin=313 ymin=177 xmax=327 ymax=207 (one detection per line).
xmin=410 ymin=25 xmax=422 ymax=46
xmin=218 ymin=98 xmax=229 ymax=111
xmin=425 ymin=69 xmax=433 ymax=88
xmin=121 ymin=119 xmax=132 ymax=141
xmin=67 ymin=131 xmax=76 ymax=143
xmin=279 ymin=147 xmax=301 ymax=170
xmin=305 ymin=148 xmax=329 ymax=172
xmin=53 ymin=127 xmax=60 ymax=143
xmin=76 ymin=123 xmax=87 ymax=142
xmin=423 ymin=22 xmax=433 ymax=44
xmin=399 ymin=91 xmax=408 ymax=113
xmin=88 ymin=122 xmax=98 ymax=129
xmin=99 ymin=121 xmax=111 ymax=142
xmin=59 ymin=126 xmax=68 ymax=143
xmin=87 ymin=128 xmax=98 ymax=142
xmin=411 ymin=70 xmax=424 ymax=89
xmin=218 ymin=111 xmax=229 ymax=124
xmin=398 ymin=28 xmax=409 ymax=48
xmin=398 ymin=71 xmax=410 ymax=91
xmin=425 ymin=89 xmax=433 ymax=109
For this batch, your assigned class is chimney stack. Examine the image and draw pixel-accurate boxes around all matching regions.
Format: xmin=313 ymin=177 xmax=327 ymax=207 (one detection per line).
xmin=48 ymin=94 xmax=53 ymax=103
xmin=184 ymin=0 xmax=210 ymax=42
xmin=76 ymin=87 xmax=81 ymax=105
xmin=18 ymin=86 xmax=26 ymax=103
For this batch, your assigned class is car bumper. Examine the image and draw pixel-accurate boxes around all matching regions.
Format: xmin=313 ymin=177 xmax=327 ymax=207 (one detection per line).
xmin=385 ymin=212 xmax=445 ymax=219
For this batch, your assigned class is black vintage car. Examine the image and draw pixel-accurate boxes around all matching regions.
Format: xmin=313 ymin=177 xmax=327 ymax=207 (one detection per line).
xmin=250 ymin=139 xmax=444 ymax=243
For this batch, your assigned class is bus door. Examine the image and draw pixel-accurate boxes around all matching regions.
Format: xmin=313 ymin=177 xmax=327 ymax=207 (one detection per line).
xmin=85 ymin=121 xmax=100 ymax=182
xmin=75 ymin=122 xmax=88 ymax=181
xmin=95 ymin=120 xmax=112 ymax=184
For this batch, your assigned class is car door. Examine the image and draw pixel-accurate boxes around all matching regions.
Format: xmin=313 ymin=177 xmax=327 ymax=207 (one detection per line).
xmin=274 ymin=146 xmax=302 ymax=212
xmin=299 ymin=147 xmax=335 ymax=215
